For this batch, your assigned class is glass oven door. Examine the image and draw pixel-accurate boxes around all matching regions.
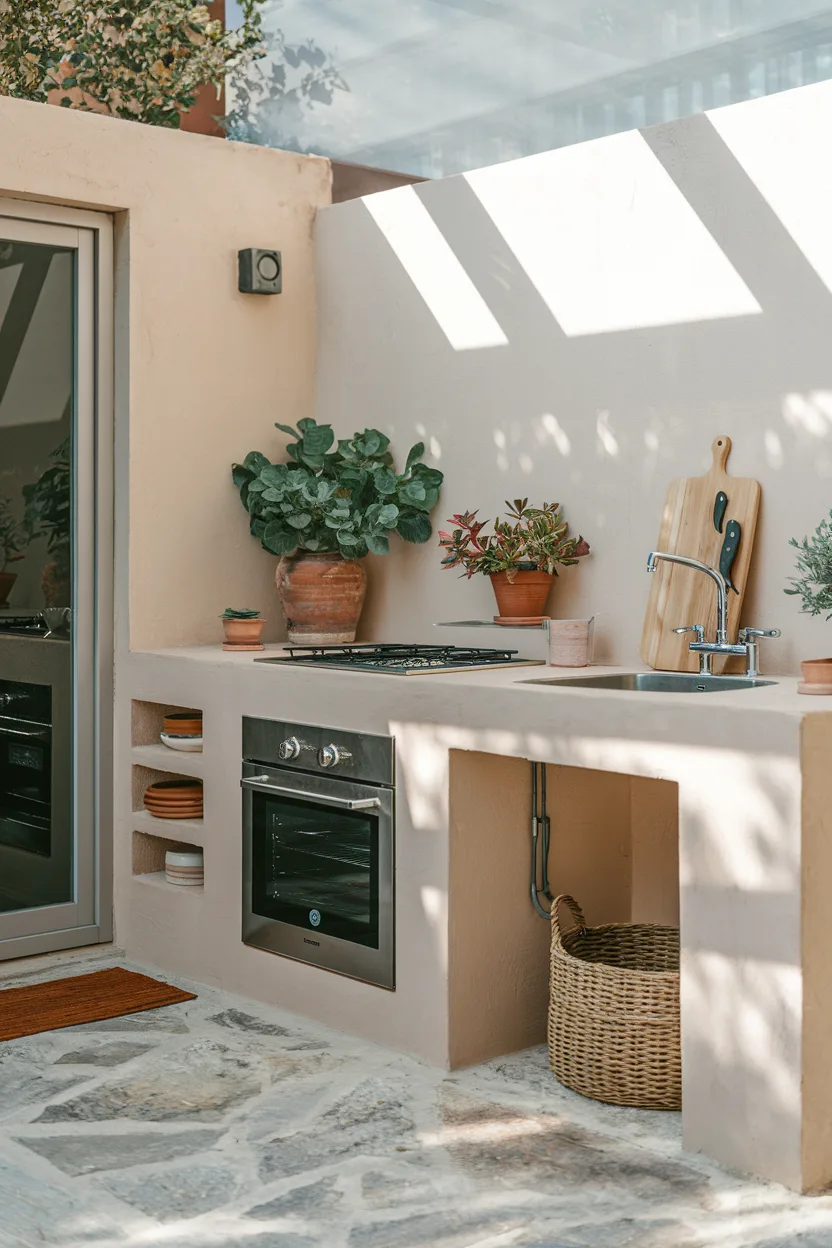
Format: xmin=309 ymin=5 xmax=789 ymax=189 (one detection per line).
xmin=242 ymin=763 xmax=394 ymax=989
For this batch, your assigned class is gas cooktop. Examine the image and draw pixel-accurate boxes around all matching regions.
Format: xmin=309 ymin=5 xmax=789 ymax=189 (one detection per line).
xmin=256 ymin=643 xmax=543 ymax=675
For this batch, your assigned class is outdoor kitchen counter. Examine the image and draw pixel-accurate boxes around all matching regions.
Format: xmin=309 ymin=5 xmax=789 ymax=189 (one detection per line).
xmin=118 ymin=645 xmax=832 ymax=1194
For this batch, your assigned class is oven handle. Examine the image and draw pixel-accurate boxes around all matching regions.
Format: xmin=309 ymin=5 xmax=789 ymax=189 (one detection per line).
xmin=0 ymin=723 xmax=50 ymax=741
xmin=241 ymin=775 xmax=381 ymax=810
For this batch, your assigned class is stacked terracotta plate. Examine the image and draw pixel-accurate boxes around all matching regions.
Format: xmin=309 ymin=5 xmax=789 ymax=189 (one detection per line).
xmin=144 ymin=779 xmax=203 ymax=820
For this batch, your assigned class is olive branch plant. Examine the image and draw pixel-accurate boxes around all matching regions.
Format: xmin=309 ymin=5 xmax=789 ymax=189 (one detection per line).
xmin=785 ymin=510 xmax=832 ymax=620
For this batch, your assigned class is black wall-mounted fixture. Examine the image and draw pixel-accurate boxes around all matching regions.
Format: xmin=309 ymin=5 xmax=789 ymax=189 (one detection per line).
xmin=238 ymin=248 xmax=282 ymax=295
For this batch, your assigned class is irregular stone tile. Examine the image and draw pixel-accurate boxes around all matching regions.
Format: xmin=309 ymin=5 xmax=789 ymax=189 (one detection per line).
xmin=66 ymin=1009 xmax=189 ymax=1033
xmin=209 ymin=1009 xmax=291 ymax=1037
xmin=437 ymin=1087 xmax=705 ymax=1201
xmin=348 ymin=1208 xmax=529 ymax=1247
xmin=0 ymin=1156 xmax=125 ymax=1244
xmin=361 ymin=1165 xmax=442 ymax=1211
xmin=246 ymin=1175 xmax=343 ymax=1220
xmin=284 ymin=1041 xmax=331 ymax=1052
xmin=243 ymin=1079 xmax=337 ymax=1143
xmin=262 ymin=1051 xmax=338 ymax=1084
xmin=35 ymin=1040 xmax=262 ymax=1123
xmin=259 ymin=1077 xmax=414 ymax=1182
xmin=0 ymin=1055 xmax=88 ymax=1121
xmin=54 ymin=1041 xmax=154 ymax=1067
xmin=17 ymin=1129 xmax=223 ymax=1176
xmin=100 ymin=1161 xmax=240 ymax=1221
xmin=517 ymin=1219 xmax=704 ymax=1248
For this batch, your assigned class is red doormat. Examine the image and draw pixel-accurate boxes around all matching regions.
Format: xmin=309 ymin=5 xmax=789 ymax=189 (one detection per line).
xmin=0 ymin=967 xmax=197 ymax=1041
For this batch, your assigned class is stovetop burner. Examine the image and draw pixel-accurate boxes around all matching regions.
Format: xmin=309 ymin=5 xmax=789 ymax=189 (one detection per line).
xmin=256 ymin=643 xmax=542 ymax=675
xmin=0 ymin=615 xmax=49 ymax=638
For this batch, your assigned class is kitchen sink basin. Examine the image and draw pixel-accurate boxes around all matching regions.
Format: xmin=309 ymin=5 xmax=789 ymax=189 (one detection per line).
xmin=521 ymin=672 xmax=776 ymax=693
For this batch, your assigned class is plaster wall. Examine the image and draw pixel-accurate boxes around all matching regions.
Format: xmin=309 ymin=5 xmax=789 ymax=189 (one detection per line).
xmin=0 ymin=95 xmax=332 ymax=650
xmin=314 ymin=79 xmax=832 ymax=676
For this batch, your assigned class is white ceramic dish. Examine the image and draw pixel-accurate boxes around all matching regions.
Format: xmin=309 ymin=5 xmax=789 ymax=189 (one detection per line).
xmin=160 ymin=732 xmax=203 ymax=752
xmin=165 ymin=849 xmax=204 ymax=886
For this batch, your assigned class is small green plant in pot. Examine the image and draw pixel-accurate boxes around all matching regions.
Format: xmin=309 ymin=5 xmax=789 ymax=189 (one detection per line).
xmin=220 ymin=606 xmax=265 ymax=649
xmin=232 ymin=419 xmax=444 ymax=643
xmin=786 ymin=511 xmax=832 ymax=688
xmin=0 ymin=496 xmax=27 ymax=607
xmin=23 ymin=438 xmax=71 ymax=607
xmin=439 ymin=499 xmax=590 ymax=621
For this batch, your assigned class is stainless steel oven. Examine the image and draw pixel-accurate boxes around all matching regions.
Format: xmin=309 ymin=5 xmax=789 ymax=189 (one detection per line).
xmin=242 ymin=718 xmax=395 ymax=990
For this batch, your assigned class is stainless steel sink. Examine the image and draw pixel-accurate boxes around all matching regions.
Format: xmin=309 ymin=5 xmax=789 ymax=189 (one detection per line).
xmin=521 ymin=672 xmax=776 ymax=693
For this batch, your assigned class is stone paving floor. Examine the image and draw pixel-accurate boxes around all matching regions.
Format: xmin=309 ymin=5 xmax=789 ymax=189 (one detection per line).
xmin=2 ymin=951 xmax=832 ymax=1248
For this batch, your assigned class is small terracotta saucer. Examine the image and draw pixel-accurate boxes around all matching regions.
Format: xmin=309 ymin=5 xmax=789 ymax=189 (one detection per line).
xmin=798 ymin=681 xmax=832 ymax=695
xmin=222 ymin=642 xmax=266 ymax=652
xmin=493 ymin=615 xmax=551 ymax=626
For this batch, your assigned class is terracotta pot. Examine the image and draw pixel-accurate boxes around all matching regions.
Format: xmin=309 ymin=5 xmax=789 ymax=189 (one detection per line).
xmin=801 ymin=658 xmax=832 ymax=684
xmin=276 ymin=551 xmax=367 ymax=644
xmin=222 ymin=617 xmax=265 ymax=647
xmin=0 ymin=571 xmax=16 ymax=607
xmin=489 ymin=569 xmax=554 ymax=620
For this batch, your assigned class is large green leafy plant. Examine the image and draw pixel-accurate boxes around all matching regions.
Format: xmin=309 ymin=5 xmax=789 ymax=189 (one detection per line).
xmin=786 ymin=510 xmax=832 ymax=619
xmin=0 ymin=496 xmax=26 ymax=573
xmin=23 ymin=438 xmax=71 ymax=573
xmin=0 ymin=0 xmax=266 ymax=128
xmin=232 ymin=419 xmax=443 ymax=559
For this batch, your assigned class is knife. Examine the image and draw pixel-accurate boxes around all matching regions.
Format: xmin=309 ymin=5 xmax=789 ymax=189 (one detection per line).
xmin=713 ymin=491 xmax=728 ymax=534
xmin=719 ymin=519 xmax=741 ymax=593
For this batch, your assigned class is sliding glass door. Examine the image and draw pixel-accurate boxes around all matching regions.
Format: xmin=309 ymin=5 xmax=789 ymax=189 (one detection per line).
xmin=0 ymin=206 xmax=112 ymax=958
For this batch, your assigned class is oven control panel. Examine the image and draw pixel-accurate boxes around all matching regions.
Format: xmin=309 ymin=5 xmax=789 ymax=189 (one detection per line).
xmin=243 ymin=717 xmax=393 ymax=788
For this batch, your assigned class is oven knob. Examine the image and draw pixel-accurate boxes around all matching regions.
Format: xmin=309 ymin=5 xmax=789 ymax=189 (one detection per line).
xmin=318 ymin=744 xmax=352 ymax=768
xmin=278 ymin=737 xmax=302 ymax=761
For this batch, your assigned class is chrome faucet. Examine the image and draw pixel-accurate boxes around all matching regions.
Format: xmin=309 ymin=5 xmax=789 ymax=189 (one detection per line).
xmin=647 ymin=551 xmax=779 ymax=677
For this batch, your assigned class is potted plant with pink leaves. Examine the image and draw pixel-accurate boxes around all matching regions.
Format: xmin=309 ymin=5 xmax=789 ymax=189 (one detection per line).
xmin=439 ymin=498 xmax=590 ymax=623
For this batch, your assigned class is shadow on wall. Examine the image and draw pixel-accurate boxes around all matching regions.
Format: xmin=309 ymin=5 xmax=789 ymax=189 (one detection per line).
xmin=314 ymin=85 xmax=832 ymax=674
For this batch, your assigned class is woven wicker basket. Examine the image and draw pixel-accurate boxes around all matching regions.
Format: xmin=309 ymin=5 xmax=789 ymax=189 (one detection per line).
xmin=547 ymin=894 xmax=681 ymax=1110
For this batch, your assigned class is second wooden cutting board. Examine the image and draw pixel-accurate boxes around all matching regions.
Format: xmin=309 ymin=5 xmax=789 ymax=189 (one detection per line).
xmin=641 ymin=436 xmax=760 ymax=673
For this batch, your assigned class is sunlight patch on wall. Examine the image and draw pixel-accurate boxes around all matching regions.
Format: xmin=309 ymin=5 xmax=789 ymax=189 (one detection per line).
xmin=363 ymin=186 xmax=508 ymax=351
xmin=464 ymin=131 xmax=761 ymax=336
xmin=538 ymin=413 xmax=571 ymax=456
xmin=710 ymin=90 xmax=832 ymax=297
xmin=782 ymin=391 xmax=832 ymax=439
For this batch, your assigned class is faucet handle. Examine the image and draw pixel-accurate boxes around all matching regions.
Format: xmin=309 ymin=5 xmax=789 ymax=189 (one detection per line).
xmin=673 ymin=624 xmax=705 ymax=643
xmin=738 ymin=628 xmax=781 ymax=642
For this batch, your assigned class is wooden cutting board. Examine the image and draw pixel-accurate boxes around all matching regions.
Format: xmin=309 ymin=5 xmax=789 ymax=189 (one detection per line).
xmin=641 ymin=436 xmax=760 ymax=673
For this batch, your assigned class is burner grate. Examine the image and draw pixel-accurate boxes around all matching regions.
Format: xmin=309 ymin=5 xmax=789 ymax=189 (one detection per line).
xmin=268 ymin=643 xmax=525 ymax=672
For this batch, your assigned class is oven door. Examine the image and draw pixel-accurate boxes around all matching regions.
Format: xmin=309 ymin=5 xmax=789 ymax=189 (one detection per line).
xmin=242 ymin=762 xmax=394 ymax=989
xmin=0 ymin=712 xmax=52 ymax=857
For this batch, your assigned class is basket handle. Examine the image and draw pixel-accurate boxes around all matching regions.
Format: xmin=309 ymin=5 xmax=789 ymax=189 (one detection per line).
xmin=551 ymin=894 xmax=586 ymax=938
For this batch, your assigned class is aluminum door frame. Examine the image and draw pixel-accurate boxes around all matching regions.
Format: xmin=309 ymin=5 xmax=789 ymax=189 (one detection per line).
xmin=0 ymin=200 xmax=113 ymax=959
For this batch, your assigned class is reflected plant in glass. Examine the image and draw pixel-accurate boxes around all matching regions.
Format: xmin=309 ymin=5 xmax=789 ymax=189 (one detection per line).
xmin=23 ymin=438 xmax=71 ymax=607
xmin=0 ymin=495 xmax=26 ymax=606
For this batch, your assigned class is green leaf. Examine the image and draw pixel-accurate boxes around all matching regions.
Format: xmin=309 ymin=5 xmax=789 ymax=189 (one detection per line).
xmin=285 ymin=513 xmax=312 ymax=529
xmin=338 ymin=528 xmax=359 ymax=545
xmin=262 ymin=522 xmax=298 ymax=555
xmin=377 ymin=503 xmax=400 ymax=528
xmin=275 ymin=423 xmax=299 ymax=439
xmin=404 ymin=442 xmax=425 ymax=474
xmin=259 ymin=464 xmax=288 ymax=488
xmin=374 ymin=468 xmax=397 ymax=495
xmin=301 ymin=421 xmax=335 ymax=457
xmin=247 ymin=479 xmax=266 ymax=494
xmin=399 ymin=480 xmax=427 ymax=506
xmin=366 ymin=533 xmax=390 ymax=556
xmin=244 ymin=451 xmax=270 ymax=474
xmin=231 ymin=463 xmax=253 ymax=489
xmin=261 ymin=488 xmax=283 ymax=503
xmin=398 ymin=511 xmax=432 ymax=544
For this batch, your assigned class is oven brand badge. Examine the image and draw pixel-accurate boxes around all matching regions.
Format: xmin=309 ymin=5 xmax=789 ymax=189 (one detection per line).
xmin=309 ymin=909 xmax=322 ymax=928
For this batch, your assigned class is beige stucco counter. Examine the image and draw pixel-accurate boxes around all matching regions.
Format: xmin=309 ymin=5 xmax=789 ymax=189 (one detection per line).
xmin=116 ymin=646 xmax=832 ymax=1193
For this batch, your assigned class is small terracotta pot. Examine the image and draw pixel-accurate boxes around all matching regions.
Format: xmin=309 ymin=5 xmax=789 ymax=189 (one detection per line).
xmin=0 ymin=571 xmax=16 ymax=607
xmin=801 ymin=658 xmax=832 ymax=684
xmin=489 ymin=569 xmax=554 ymax=620
xmin=222 ymin=617 xmax=265 ymax=647
xmin=276 ymin=551 xmax=366 ymax=644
